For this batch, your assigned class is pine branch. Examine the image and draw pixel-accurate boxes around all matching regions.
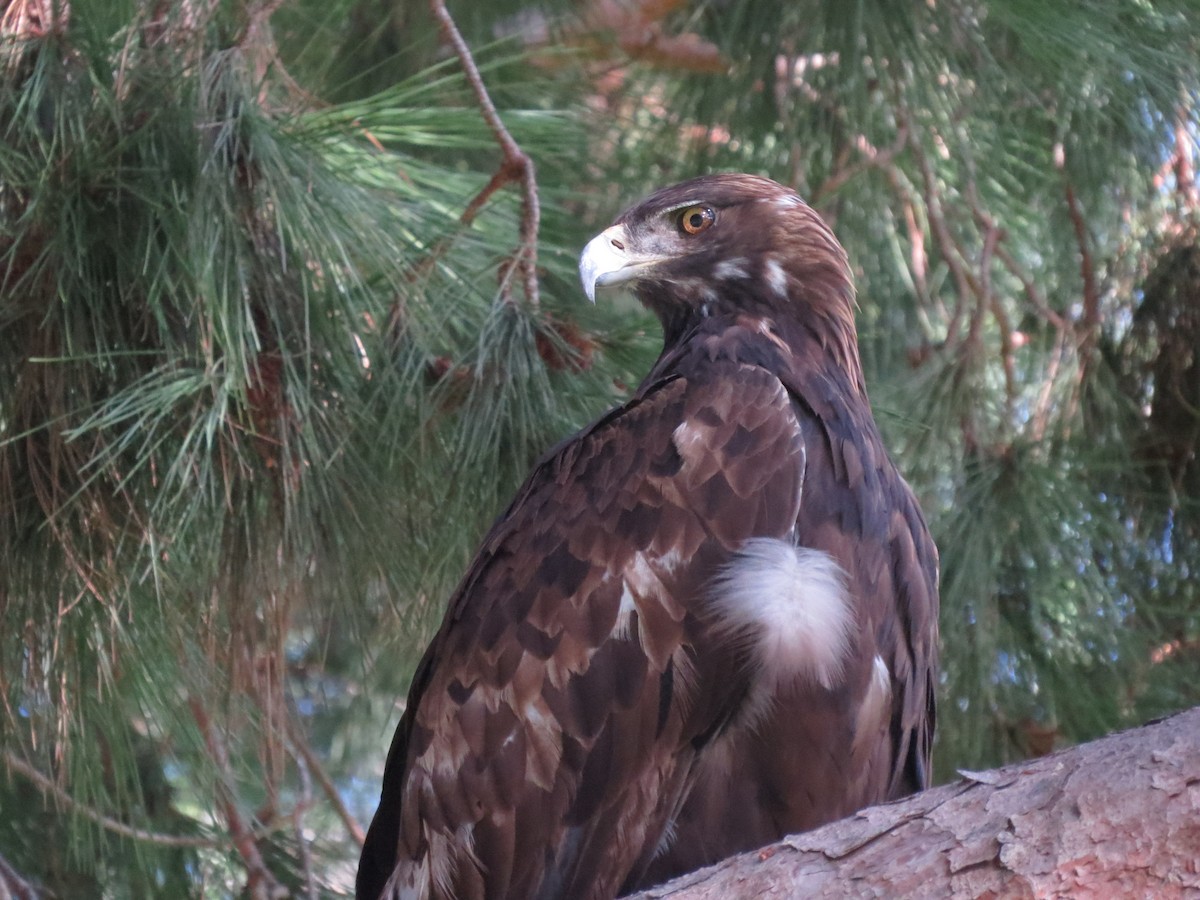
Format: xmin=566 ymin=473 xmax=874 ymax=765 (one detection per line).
xmin=288 ymin=718 xmax=367 ymax=847
xmin=1055 ymin=142 xmax=1099 ymax=360
xmin=189 ymin=697 xmax=286 ymax=899
xmin=429 ymin=0 xmax=541 ymax=308
xmin=810 ymin=126 xmax=909 ymax=207
xmin=2 ymin=750 xmax=219 ymax=849
xmin=0 ymin=851 xmax=40 ymax=900
xmin=904 ymin=120 xmax=982 ymax=347
xmin=291 ymin=744 xmax=320 ymax=900
xmin=1170 ymin=112 xmax=1198 ymax=213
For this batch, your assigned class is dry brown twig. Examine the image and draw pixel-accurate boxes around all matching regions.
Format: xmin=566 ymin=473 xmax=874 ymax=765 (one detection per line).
xmin=429 ymin=0 xmax=541 ymax=308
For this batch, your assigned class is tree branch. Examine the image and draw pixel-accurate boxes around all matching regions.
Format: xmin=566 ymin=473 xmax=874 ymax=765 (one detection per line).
xmin=992 ymin=241 xmax=1066 ymax=331
xmin=810 ymin=126 xmax=909 ymax=207
xmin=0 ymin=851 xmax=40 ymax=900
xmin=1055 ymin=142 xmax=1099 ymax=357
xmin=877 ymin=159 xmax=945 ymax=327
xmin=291 ymin=740 xmax=320 ymax=900
xmin=905 ymin=123 xmax=982 ymax=347
xmin=288 ymin=717 xmax=367 ymax=847
xmin=1171 ymin=109 xmax=1199 ymax=211
xmin=189 ymin=697 xmax=285 ymax=900
xmin=2 ymin=750 xmax=219 ymax=849
xmin=429 ymin=0 xmax=541 ymax=308
xmin=628 ymin=707 xmax=1200 ymax=898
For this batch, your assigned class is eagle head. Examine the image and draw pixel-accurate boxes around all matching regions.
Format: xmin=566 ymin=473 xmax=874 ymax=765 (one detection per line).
xmin=580 ymin=174 xmax=855 ymax=338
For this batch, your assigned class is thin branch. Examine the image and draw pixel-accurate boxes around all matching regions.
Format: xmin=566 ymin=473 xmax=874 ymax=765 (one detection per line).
xmin=966 ymin=221 xmax=998 ymax=351
xmin=811 ymin=126 xmax=909 ymax=206
xmin=291 ymin=744 xmax=320 ymax=900
xmin=905 ymin=123 xmax=982 ymax=347
xmin=993 ymin=242 xmax=1066 ymax=331
xmin=288 ymin=717 xmax=367 ymax=847
xmin=992 ymin=300 xmax=1018 ymax=426
xmin=189 ymin=697 xmax=285 ymax=900
xmin=1030 ymin=325 xmax=1069 ymax=443
xmin=235 ymin=0 xmax=320 ymax=113
xmin=2 ymin=750 xmax=219 ymax=849
xmin=429 ymin=0 xmax=540 ymax=308
xmin=1171 ymin=108 xmax=1199 ymax=212
xmin=957 ymin=173 xmax=1018 ymax=420
xmin=970 ymin=224 xmax=1018 ymax=425
xmin=961 ymin=157 xmax=1067 ymax=331
xmin=1055 ymin=143 xmax=1099 ymax=355
xmin=0 ymin=850 xmax=40 ymax=900
xmin=877 ymin=160 xmax=945 ymax=325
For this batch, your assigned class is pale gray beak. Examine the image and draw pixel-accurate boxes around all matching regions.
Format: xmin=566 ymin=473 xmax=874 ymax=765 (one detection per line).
xmin=579 ymin=224 xmax=663 ymax=302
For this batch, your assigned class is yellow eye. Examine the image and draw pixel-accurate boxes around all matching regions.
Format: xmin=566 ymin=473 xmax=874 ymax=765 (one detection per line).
xmin=679 ymin=205 xmax=715 ymax=235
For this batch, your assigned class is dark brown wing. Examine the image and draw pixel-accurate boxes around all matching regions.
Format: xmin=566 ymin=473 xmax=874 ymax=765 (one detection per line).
xmin=637 ymin=324 xmax=939 ymax=886
xmin=358 ymin=360 xmax=808 ymax=900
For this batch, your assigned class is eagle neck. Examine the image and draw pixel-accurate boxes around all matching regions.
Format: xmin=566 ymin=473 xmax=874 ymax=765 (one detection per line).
xmin=655 ymin=304 xmax=706 ymax=350
xmin=645 ymin=312 xmax=869 ymax=410
xmin=645 ymin=297 xmax=864 ymax=400
xmin=786 ymin=316 xmax=870 ymax=403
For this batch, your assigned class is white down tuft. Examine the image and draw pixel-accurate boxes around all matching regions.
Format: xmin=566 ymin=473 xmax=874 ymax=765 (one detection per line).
xmin=709 ymin=537 xmax=853 ymax=691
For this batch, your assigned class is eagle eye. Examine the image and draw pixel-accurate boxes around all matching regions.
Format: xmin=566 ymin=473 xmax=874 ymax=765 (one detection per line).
xmin=678 ymin=205 xmax=715 ymax=235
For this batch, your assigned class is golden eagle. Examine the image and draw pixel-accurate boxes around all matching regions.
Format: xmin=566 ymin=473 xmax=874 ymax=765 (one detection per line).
xmin=358 ymin=174 xmax=939 ymax=900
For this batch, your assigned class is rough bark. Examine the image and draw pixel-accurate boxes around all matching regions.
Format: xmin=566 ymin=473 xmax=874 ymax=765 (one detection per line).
xmin=629 ymin=706 xmax=1200 ymax=899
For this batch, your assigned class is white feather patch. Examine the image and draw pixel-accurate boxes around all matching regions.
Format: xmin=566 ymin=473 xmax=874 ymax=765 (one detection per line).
xmin=652 ymin=818 xmax=678 ymax=859
xmin=614 ymin=580 xmax=638 ymax=640
xmin=384 ymin=854 xmax=428 ymax=900
xmin=764 ymin=258 xmax=789 ymax=298
xmin=671 ymin=419 xmax=710 ymax=461
xmin=714 ymin=257 xmax=750 ymax=280
xmin=849 ymin=656 xmax=892 ymax=772
xmin=860 ymin=655 xmax=891 ymax=730
xmin=709 ymin=538 xmax=852 ymax=691
xmin=872 ymin=654 xmax=890 ymax=693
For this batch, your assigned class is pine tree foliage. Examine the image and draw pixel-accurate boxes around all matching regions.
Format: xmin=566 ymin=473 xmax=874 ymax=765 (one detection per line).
xmin=0 ymin=0 xmax=626 ymax=893
xmin=0 ymin=0 xmax=1198 ymax=895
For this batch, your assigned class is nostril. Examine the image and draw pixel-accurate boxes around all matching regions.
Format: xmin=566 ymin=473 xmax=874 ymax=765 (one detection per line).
xmin=611 ymin=238 xmax=625 ymax=251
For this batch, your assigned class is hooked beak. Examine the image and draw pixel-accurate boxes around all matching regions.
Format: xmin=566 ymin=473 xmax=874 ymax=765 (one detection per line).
xmin=579 ymin=224 xmax=665 ymax=302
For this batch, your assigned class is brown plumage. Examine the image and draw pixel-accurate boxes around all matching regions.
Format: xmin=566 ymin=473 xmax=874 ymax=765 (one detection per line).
xmin=357 ymin=174 xmax=939 ymax=900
